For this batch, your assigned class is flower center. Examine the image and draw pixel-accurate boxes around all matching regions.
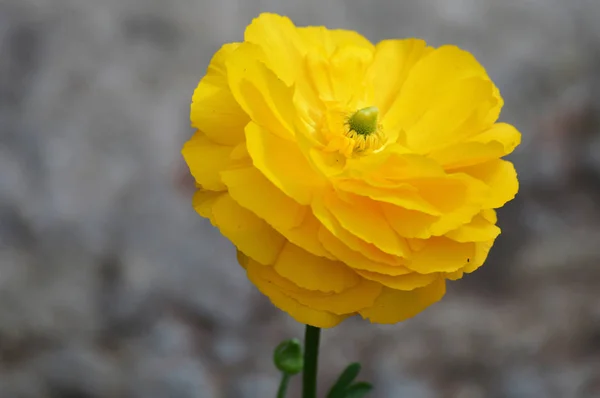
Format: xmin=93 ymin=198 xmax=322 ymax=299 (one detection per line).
xmin=347 ymin=106 xmax=379 ymax=136
xmin=319 ymin=105 xmax=387 ymax=158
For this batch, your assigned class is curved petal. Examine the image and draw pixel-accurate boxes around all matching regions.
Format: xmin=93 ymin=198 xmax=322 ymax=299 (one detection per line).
xmin=317 ymin=222 xmax=413 ymax=276
xmin=273 ymin=242 xmax=360 ymax=293
xmin=245 ymin=122 xmax=326 ymax=205
xmin=247 ymin=261 xmax=347 ymax=328
xmin=298 ymin=26 xmax=373 ymax=55
xmin=429 ymin=123 xmax=522 ymax=170
xmin=356 ymin=270 xmax=438 ymax=291
xmin=463 ymin=238 xmax=496 ymax=273
xmin=359 ymin=279 xmax=446 ymax=324
xmin=384 ymin=45 xmax=499 ymax=134
xmin=368 ymin=39 xmax=433 ymax=117
xmin=445 ymin=213 xmax=501 ymax=242
xmin=221 ymin=166 xmax=306 ymax=230
xmin=244 ymin=13 xmax=306 ymax=86
xmin=406 ymin=237 xmax=475 ymax=273
xmin=320 ymin=190 xmax=411 ymax=258
xmin=248 ymin=260 xmax=381 ymax=315
xmin=182 ymin=132 xmax=233 ymax=191
xmin=190 ymin=43 xmax=248 ymax=146
xmin=226 ymin=43 xmax=298 ymax=141
xmin=202 ymin=193 xmax=286 ymax=265
xmin=402 ymin=77 xmax=502 ymax=153
xmin=457 ymin=159 xmax=518 ymax=208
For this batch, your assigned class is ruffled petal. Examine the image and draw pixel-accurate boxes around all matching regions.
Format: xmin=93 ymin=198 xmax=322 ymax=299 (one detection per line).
xmin=356 ymin=270 xmax=438 ymax=291
xmin=182 ymin=132 xmax=233 ymax=191
xmin=359 ymin=279 xmax=446 ymax=324
xmin=200 ymin=193 xmax=286 ymax=265
xmin=406 ymin=237 xmax=475 ymax=273
xmin=445 ymin=212 xmax=501 ymax=242
xmin=244 ymin=13 xmax=306 ymax=86
xmin=429 ymin=123 xmax=522 ymax=169
xmin=384 ymin=45 xmax=500 ymax=135
xmin=273 ymin=242 xmax=360 ymax=293
xmin=226 ymin=43 xmax=298 ymax=141
xmin=457 ymin=159 xmax=518 ymax=208
xmin=320 ymin=190 xmax=410 ymax=258
xmin=245 ymin=122 xmax=326 ymax=205
xmin=247 ymin=261 xmax=347 ymax=328
xmin=248 ymin=260 xmax=381 ymax=315
xmin=368 ymin=39 xmax=433 ymax=118
xmin=317 ymin=222 xmax=413 ymax=276
xmin=190 ymin=43 xmax=248 ymax=146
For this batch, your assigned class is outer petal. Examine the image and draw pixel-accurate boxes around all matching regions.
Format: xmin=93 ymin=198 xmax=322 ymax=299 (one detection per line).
xmin=457 ymin=159 xmax=518 ymax=208
xmin=298 ymin=27 xmax=373 ymax=56
xmin=429 ymin=123 xmax=522 ymax=170
xmin=182 ymin=132 xmax=232 ymax=191
xmin=245 ymin=122 xmax=326 ymax=205
xmin=406 ymin=237 xmax=475 ymax=273
xmin=402 ymin=77 xmax=501 ymax=153
xmin=384 ymin=45 xmax=499 ymax=133
xmin=355 ymin=270 xmax=438 ymax=291
xmin=190 ymin=43 xmax=248 ymax=146
xmin=244 ymin=13 xmax=306 ymax=86
xmin=445 ymin=213 xmax=501 ymax=242
xmin=359 ymin=279 xmax=446 ymax=324
xmin=247 ymin=261 xmax=346 ymax=328
xmin=226 ymin=43 xmax=298 ymax=140
xmin=368 ymin=39 xmax=433 ymax=118
xmin=273 ymin=243 xmax=360 ymax=293
xmin=321 ymin=190 xmax=411 ymax=258
xmin=317 ymin=222 xmax=413 ymax=276
xmin=199 ymin=193 xmax=286 ymax=265
xmin=221 ymin=166 xmax=306 ymax=230
xmin=248 ymin=260 xmax=382 ymax=315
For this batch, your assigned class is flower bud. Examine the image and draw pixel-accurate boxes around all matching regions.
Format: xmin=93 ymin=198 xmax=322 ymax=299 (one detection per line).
xmin=273 ymin=338 xmax=304 ymax=375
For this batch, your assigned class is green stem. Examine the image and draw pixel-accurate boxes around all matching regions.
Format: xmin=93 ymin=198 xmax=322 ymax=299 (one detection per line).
xmin=302 ymin=325 xmax=321 ymax=398
xmin=277 ymin=373 xmax=291 ymax=398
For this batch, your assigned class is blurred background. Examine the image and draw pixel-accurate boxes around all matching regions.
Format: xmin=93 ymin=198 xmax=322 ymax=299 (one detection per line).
xmin=1 ymin=0 xmax=600 ymax=397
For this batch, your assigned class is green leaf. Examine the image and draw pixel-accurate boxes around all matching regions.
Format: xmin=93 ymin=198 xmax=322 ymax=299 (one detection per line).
xmin=343 ymin=382 xmax=373 ymax=398
xmin=327 ymin=363 xmax=362 ymax=398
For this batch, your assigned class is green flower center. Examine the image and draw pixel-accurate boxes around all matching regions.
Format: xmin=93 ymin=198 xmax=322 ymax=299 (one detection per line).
xmin=347 ymin=106 xmax=379 ymax=136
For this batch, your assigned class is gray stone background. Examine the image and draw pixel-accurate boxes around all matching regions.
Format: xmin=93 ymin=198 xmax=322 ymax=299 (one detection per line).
xmin=1 ymin=0 xmax=600 ymax=397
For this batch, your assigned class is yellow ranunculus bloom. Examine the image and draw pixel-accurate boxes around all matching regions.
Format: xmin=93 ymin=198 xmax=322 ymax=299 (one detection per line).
xmin=183 ymin=13 xmax=520 ymax=328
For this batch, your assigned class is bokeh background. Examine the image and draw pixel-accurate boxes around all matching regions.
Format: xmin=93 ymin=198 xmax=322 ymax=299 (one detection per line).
xmin=2 ymin=0 xmax=600 ymax=397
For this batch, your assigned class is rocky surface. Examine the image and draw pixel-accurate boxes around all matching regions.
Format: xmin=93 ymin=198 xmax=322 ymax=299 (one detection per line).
xmin=1 ymin=0 xmax=600 ymax=397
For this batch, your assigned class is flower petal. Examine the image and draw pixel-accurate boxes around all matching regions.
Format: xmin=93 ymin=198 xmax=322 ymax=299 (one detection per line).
xmin=429 ymin=123 xmax=522 ymax=169
xmin=321 ymin=190 xmax=411 ymax=258
xmin=190 ymin=43 xmax=248 ymax=146
xmin=359 ymin=279 xmax=446 ymax=324
xmin=406 ymin=237 xmax=475 ymax=273
xmin=317 ymin=222 xmax=413 ymax=276
xmin=226 ymin=43 xmax=298 ymax=140
xmin=244 ymin=13 xmax=305 ymax=86
xmin=207 ymin=193 xmax=286 ymax=265
xmin=384 ymin=45 xmax=499 ymax=133
xmin=445 ymin=213 xmax=501 ymax=242
xmin=220 ymin=166 xmax=306 ymax=230
xmin=247 ymin=261 xmax=347 ymax=328
xmin=273 ymin=242 xmax=360 ymax=293
xmin=182 ymin=132 xmax=233 ymax=191
xmin=403 ymin=77 xmax=502 ymax=153
xmin=245 ymin=122 xmax=326 ymax=205
xmin=368 ymin=39 xmax=433 ymax=117
xmin=356 ymin=270 xmax=439 ymax=291
xmin=248 ymin=259 xmax=382 ymax=315
xmin=457 ymin=159 xmax=518 ymax=208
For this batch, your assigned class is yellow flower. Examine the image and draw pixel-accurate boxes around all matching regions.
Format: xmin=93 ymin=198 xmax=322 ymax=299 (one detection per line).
xmin=182 ymin=13 xmax=520 ymax=328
